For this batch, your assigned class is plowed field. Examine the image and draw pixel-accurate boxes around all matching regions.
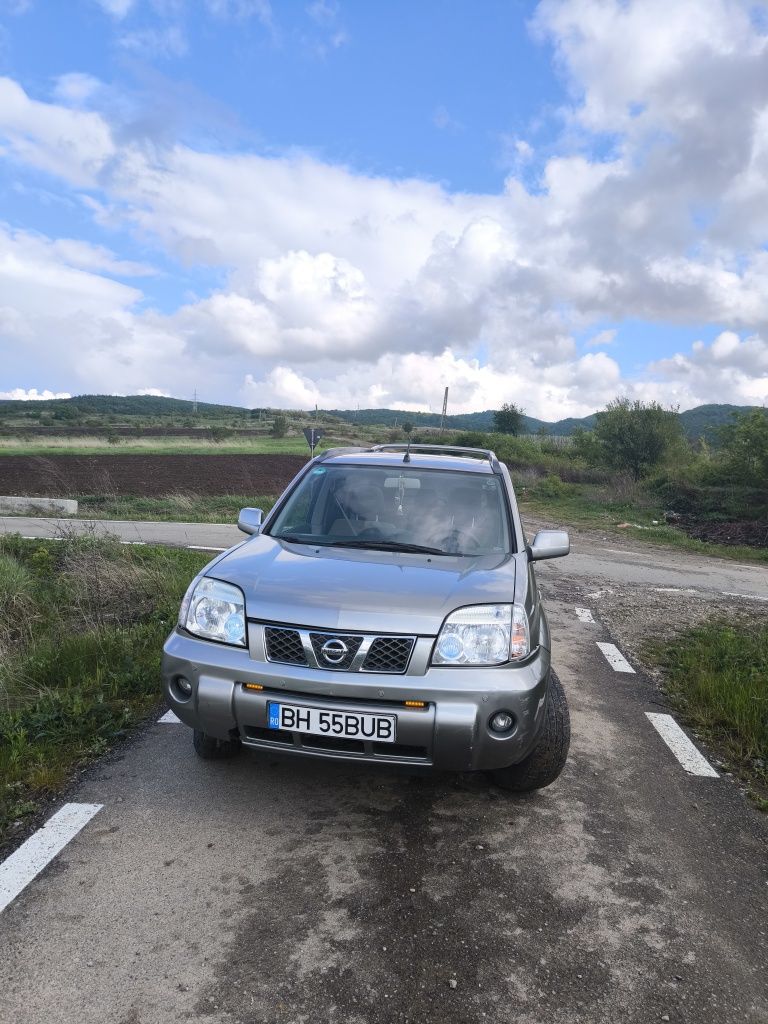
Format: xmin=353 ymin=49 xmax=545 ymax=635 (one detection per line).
xmin=0 ymin=454 xmax=307 ymax=497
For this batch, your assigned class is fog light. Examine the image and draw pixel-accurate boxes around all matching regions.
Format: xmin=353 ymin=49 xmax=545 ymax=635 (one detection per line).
xmin=490 ymin=710 xmax=514 ymax=733
xmin=176 ymin=676 xmax=193 ymax=696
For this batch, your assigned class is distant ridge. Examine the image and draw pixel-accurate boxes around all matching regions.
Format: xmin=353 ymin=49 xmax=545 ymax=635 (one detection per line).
xmin=326 ymin=403 xmax=760 ymax=440
xmin=0 ymin=394 xmax=759 ymax=441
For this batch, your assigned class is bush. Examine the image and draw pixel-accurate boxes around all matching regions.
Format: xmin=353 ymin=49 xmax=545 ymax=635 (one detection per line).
xmin=271 ymin=415 xmax=288 ymax=438
xmin=0 ymin=537 xmax=210 ymax=844
xmin=532 ymin=474 xmax=576 ymax=500
xmin=454 ymin=431 xmax=489 ymax=447
xmin=209 ymin=426 xmax=234 ymax=443
xmin=576 ymin=398 xmax=685 ymax=480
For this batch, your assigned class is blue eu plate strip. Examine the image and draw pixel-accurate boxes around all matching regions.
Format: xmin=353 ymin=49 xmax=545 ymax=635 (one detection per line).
xmin=268 ymin=702 xmax=280 ymax=729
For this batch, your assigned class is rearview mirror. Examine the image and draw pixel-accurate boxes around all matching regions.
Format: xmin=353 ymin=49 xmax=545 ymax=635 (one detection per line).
xmin=529 ymin=529 xmax=570 ymax=560
xmin=238 ymin=507 xmax=264 ymax=535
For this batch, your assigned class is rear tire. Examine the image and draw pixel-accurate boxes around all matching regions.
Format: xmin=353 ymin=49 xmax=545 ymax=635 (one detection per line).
xmin=491 ymin=671 xmax=570 ymax=793
xmin=193 ymin=729 xmax=242 ymax=760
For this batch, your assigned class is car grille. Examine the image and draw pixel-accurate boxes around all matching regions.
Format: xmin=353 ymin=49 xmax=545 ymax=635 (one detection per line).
xmin=309 ymin=632 xmax=363 ymax=670
xmin=362 ymin=636 xmax=416 ymax=673
xmin=264 ymin=626 xmax=308 ymax=665
xmin=260 ymin=625 xmax=416 ymax=673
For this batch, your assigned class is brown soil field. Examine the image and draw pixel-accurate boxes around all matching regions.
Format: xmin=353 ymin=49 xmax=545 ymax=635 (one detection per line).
xmin=0 ymin=454 xmax=308 ymax=497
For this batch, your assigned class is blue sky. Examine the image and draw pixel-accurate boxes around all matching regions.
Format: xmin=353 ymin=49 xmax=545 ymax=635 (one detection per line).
xmin=0 ymin=0 xmax=766 ymax=416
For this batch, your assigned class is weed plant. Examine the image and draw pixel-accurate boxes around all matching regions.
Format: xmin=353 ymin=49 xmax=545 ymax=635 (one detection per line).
xmin=0 ymin=532 xmax=209 ymax=848
xmin=648 ymin=621 xmax=768 ymax=795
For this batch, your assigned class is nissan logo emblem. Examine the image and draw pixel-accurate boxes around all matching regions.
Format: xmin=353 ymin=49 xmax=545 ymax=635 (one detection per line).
xmin=320 ymin=638 xmax=348 ymax=664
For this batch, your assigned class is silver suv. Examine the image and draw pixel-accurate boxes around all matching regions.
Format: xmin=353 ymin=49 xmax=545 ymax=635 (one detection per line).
xmin=162 ymin=445 xmax=571 ymax=791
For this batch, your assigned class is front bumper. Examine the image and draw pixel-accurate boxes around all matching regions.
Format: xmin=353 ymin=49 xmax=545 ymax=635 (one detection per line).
xmin=162 ymin=629 xmax=552 ymax=772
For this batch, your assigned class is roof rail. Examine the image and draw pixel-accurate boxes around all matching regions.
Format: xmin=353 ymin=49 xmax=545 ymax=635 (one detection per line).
xmin=315 ymin=446 xmax=371 ymax=462
xmin=370 ymin=443 xmax=501 ymax=472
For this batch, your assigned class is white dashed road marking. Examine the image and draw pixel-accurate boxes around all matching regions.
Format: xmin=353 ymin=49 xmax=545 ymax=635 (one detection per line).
xmin=158 ymin=710 xmax=181 ymax=724
xmin=722 ymin=592 xmax=768 ymax=603
xmin=187 ymin=545 xmax=227 ymax=552
xmin=0 ymin=803 xmax=103 ymax=914
xmin=575 ymin=607 xmax=596 ymax=624
xmin=645 ymin=713 xmax=719 ymax=778
xmin=596 ymin=642 xmax=636 ymax=674
xmin=120 ymin=540 xmax=146 ymax=546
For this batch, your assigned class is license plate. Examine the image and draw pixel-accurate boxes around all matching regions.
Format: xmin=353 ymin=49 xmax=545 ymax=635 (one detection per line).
xmin=267 ymin=701 xmax=397 ymax=743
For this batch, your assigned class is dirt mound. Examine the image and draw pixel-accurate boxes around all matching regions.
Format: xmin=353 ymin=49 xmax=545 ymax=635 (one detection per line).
xmin=0 ymin=454 xmax=308 ymax=497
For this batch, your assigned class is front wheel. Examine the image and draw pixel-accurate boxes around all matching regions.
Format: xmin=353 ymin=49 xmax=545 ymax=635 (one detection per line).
xmin=490 ymin=671 xmax=570 ymax=793
xmin=193 ymin=729 xmax=242 ymax=760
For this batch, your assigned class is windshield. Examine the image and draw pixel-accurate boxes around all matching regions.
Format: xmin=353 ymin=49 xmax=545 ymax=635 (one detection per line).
xmin=267 ymin=464 xmax=512 ymax=556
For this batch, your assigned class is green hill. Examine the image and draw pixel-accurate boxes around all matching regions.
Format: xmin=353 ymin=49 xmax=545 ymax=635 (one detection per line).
xmin=0 ymin=394 xmax=758 ymax=442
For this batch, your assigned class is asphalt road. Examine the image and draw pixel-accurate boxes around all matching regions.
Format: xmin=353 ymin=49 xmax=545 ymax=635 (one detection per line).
xmin=0 ymin=518 xmax=766 ymax=1023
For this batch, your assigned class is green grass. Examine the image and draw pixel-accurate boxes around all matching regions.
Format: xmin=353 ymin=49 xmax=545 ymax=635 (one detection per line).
xmin=647 ymin=621 xmax=768 ymax=798
xmin=0 ymin=534 xmax=210 ymax=850
xmin=0 ymin=435 xmax=331 ymax=456
xmin=74 ymin=493 xmax=278 ymax=523
xmin=518 ymin=477 xmax=768 ymax=564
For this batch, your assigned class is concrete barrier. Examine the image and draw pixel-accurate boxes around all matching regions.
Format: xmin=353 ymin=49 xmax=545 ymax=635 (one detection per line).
xmin=0 ymin=496 xmax=78 ymax=516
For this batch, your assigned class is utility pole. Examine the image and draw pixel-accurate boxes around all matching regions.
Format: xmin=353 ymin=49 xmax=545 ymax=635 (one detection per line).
xmin=440 ymin=386 xmax=449 ymax=432
xmin=192 ymin=389 xmax=198 ymax=416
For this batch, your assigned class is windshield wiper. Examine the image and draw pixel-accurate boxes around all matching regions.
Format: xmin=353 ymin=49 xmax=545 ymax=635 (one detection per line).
xmin=325 ymin=539 xmax=449 ymax=555
xmin=271 ymin=533 xmax=321 ymax=545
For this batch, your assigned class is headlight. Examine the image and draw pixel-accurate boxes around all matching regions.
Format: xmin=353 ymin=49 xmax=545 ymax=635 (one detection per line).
xmin=432 ymin=604 xmax=529 ymax=665
xmin=181 ymin=577 xmax=247 ymax=646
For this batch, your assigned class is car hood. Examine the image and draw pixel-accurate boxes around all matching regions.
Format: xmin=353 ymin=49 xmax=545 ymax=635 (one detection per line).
xmin=208 ymin=534 xmax=518 ymax=635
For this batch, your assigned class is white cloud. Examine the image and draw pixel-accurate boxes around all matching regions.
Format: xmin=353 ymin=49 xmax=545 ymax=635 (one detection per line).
xmin=53 ymin=73 xmax=103 ymax=106
xmin=585 ymin=329 xmax=616 ymax=348
xmin=0 ymin=77 xmax=115 ymax=186
xmin=646 ymin=331 xmax=768 ymax=407
xmin=93 ymin=0 xmax=135 ymax=17
xmin=119 ymin=24 xmax=187 ymax=57
xmin=1 ymin=2 xmax=768 ymax=417
xmin=205 ymin=0 xmax=272 ymax=24
xmin=0 ymin=388 xmax=72 ymax=400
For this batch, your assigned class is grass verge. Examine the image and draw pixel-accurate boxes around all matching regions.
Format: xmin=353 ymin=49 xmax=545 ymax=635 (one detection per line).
xmin=0 ymin=533 xmax=209 ymax=851
xmin=518 ymin=478 xmax=768 ymax=564
xmin=75 ymin=493 xmax=278 ymax=523
xmin=647 ymin=620 xmax=768 ymax=807
xmin=0 ymin=436 xmax=330 ymax=456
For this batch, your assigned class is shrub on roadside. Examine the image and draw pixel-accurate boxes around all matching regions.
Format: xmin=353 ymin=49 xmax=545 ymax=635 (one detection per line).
xmin=0 ymin=537 xmax=210 ymax=847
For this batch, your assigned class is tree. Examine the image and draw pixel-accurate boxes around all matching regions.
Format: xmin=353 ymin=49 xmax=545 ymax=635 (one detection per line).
xmin=581 ymin=398 xmax=683 ymax=480
xmin=717 ymin=408 xmax=768 ymax=486
xmin=493 ymin=402 xmax=525 ymax=435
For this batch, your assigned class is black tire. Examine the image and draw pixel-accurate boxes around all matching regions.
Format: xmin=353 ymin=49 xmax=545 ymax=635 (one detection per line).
xmin=491 ymin=671 xmax=570 ymax=793
xmin=193 ymin=729 xmax=242 ymax=760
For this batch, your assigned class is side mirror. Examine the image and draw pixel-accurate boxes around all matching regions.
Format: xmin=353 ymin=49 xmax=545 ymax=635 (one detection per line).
xmin=238 ymin=507 xmax=264 ymax=535
xmin=529 ymin=529 xmax=570 ymax=560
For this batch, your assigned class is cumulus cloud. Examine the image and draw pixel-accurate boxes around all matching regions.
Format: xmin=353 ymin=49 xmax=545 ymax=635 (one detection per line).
xmin=1 ymin=1 xmax=768 ymax=416
xmin=0 ymin=388 xmax=72 ymax=400
xmin=646 ymin=331 xmax=768 ymax=406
